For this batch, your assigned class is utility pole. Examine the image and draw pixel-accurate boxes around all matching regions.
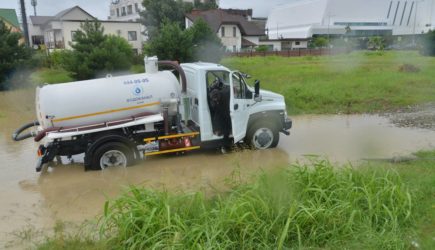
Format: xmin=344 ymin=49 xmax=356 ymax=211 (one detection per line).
xmin=19 ymin=0 xmax=30 ymax=46
xmin=31 ymin=0 xmax=37 ymax=16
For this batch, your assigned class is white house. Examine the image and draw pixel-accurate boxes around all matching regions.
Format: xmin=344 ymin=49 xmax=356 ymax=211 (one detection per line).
xmin=29 ymin=6 xmax=143 ymax=54
xmin=185 ymin=9 xmax=265 ymax=52
xmin=267 ymin=0 xmax=435 ymax=46
xmin=108 ymin=0 xmax=220 ymax=21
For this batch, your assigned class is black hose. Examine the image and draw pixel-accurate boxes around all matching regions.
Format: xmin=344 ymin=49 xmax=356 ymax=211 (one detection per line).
xmin=12 ymin=120 xmax=40 ymax=141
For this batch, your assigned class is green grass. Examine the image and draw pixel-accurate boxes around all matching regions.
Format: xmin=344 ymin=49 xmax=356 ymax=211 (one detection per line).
xmin=36 ymin=151 xmax=435 ymax=249
xmin=29 ymin=68 xmax=74 ymax=84
xmin=221 ymin=51 xmax=435 ymax=114
xmin=130 ymin=64 xmax=145 ymax=74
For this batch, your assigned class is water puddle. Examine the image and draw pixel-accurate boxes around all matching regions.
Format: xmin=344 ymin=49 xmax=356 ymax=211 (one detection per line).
xmin=1 ymin=89 xmax=435 ymax=247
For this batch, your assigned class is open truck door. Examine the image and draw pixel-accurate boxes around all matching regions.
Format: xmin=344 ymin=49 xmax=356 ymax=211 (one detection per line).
xmin=229 ymin=72 xmax=250 ymax=143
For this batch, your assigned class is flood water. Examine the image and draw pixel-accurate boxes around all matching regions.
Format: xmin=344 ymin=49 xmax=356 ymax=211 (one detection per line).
xmin=1 ymin=89 xmax=435 ymax=247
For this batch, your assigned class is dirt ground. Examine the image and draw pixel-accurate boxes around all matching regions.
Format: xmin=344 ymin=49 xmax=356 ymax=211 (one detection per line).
xmin=385 ymin=103 xmax=435 ymax=131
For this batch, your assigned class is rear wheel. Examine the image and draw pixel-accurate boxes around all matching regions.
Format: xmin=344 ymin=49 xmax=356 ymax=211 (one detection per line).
xmin=90 ymin=142 xmax=134 ymax=170
xmin=247 ymin=121 xmax=279 ymax=149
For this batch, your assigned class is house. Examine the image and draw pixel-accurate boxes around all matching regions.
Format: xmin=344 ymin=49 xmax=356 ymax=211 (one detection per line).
xmin=267 ymin=0 xmax=435 ymax=49
xmin=29 ymin=6 xmax=143 ymax=54
xmin=0 ymin=8 xmax=21 ymax=33
xmin=185 ymin=9 xmax=265 ymax=52
xmin=108 ymin=0 xmax=220 ymax=21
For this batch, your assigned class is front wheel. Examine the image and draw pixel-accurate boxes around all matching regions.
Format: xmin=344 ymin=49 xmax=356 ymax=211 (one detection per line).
xmin=246 ymin=121 xmax=279 ymax=149
xmin=90 ymin=142 xmax=135 ymax=170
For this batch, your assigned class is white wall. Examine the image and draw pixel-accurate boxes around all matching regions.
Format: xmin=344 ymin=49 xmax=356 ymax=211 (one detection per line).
xmin=61 ymin=8 xmax=94 ymax=20
xmin=244 ymin=36 xmax=259 ymax=45
xmin=267 ymin=0 xmax=435 ymax=39
xmin=57 ymin=21 xmax=143 ymax=53
xmin=218 ymin=24 xmax=242 ymax=52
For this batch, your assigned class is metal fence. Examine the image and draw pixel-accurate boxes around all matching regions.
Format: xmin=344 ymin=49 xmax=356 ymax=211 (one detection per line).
xmin=226 ymin=48 xmax=350 ymax=58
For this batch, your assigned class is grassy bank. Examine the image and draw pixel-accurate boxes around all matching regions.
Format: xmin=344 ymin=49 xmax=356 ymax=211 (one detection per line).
xmin=28 ymin=68 xmax=74 ymax=85
xmin=36 ymin=151 xmax=435 ymax=249
xmin=222 ymin=51 xmax=435 ymax=114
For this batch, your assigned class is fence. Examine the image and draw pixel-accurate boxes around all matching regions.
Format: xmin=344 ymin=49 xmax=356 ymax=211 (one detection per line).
xmin=226 ymin=48 xmax=349 ymax=58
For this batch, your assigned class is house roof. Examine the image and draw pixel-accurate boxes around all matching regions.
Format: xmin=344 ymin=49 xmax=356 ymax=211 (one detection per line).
xmin=30 ymin=16 xmax=52 ymax=25
xmin=241 ymin=38 xmax=257 ymax=46
xmin=0 ymin=9 xmax=20 ymax=29
xmin=30 ymin=6 xmax=96 ymax=26
xmin=186 ymin=9 xmax=264 ymax=36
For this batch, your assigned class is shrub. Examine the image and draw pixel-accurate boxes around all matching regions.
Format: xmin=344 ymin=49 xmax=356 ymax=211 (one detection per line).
xmin=0 ymin=20 xmax=31 ymax=90
xmin=61 ymin=21 xmax=134 ymax=80
xmin=313 ymin=37 xmax=329 ymax=48
xmin=420 ymin=30 xmax=435 ymax=56
xmin=398 ymin=63 xmax=420 ymax=73
xmin=255 ymin=45 xmax=269 ymax=52
xmin=99 ymin=161 xmax=414 ymax=249
xmin=145 ymin=19 xmax=223 ymax=63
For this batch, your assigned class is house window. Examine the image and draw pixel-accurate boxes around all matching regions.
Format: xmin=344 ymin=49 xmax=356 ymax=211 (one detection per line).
xmin=135 ymin=3 xmax=139 ymax=13
xmin=71 ymin=31 xmax=78 ymax=41
xmin=127 ymin=5 xmax=133 ymax=15
xmin=122 ymin=7 xmax=126 ymax=16
xmin=128 ymin=31 xmax=137 ymax=41
xmin=233 ymin=27 xmax=236 ymax=37
xmin=295 ymin=41 xmax=300 ymax=46
xmin=116 ymin=8 xmax=119 ymax=17
xmin=233 ymin=45 xmax=236 ymax=52
xmin=221 ymin=27 xmax=225 ymax=37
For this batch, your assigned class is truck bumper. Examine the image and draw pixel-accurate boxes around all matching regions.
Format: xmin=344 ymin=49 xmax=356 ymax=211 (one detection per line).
xmin=35 ymin=144 xmax=56 ymax=172
xmin=281 ymin=117 xmax=292 ymax=135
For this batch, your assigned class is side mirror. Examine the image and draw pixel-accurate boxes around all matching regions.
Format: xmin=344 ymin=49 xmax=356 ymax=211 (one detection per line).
xmin=254 ymin=80 xmax=262 ymax=102
xmin=254 ymin=80 xmax=260 ymax=98
xmin=241 ymin=73 xmax=251 ymax=79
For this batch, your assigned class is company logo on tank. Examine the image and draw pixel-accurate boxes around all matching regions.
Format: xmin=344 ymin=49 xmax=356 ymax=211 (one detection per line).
xmin=132 ymin=85 xmax=143 ymax=96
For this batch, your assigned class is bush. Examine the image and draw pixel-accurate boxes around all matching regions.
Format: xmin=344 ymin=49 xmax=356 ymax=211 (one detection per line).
xmin=145 ymin=19 xmax=223 ymax=63
xmin=255 ymin=45 xmax=269 ymax=52
xmin=99 ymin=161 xmax=414 ymax=249
xmin=368 ymin=36 xmax=385 ymax=51
xmin=398 ymin=63 xmax=420 ymax=73
xmin=313 ymin=37 xmax=329 ymax=48
xmin=0 ymin=20 xmax=31 ymax=90
xmin=61 ymin=21 xmax=134 ymax=80
xmin=420 ymin=30 xmax=435 ymax=56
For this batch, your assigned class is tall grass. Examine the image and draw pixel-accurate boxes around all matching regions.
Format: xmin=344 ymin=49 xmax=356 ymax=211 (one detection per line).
xmin=98 ymin=161 xmax=414 ymax=249
xmin=222 ymin=51 xmax=435 ymax=114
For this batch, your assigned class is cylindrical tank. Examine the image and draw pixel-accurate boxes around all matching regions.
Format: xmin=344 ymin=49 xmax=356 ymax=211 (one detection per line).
xmin=36 ymin=71 xmax=181 ymax=129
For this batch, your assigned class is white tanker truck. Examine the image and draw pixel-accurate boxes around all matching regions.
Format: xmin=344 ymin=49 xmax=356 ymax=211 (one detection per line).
xmin=13 ymin=57 xmax=292 ymax=172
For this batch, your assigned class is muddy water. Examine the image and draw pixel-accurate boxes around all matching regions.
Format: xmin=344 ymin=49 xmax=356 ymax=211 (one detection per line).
xmin=1 ymin=89 xmax=435 ymax=247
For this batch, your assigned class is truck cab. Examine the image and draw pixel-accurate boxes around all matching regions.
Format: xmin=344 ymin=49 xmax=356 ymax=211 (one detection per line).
xmin=181 ymin=62 xmax=292 ymax=148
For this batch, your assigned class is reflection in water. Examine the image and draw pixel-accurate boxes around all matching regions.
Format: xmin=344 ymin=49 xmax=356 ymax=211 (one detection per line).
xmin=1 ymin=89 xmax=435 ymax=247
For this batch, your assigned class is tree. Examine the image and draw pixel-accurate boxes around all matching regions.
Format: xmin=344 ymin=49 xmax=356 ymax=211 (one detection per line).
xmin=420 ymin=30 xmax=435 ymax=56
xmin=194 ymin=0 xmax=219 ymax=10
xmin=144 ymin=22 xmax=193 ymax=62
xmin=144 ymin=19 xmax=224 ymax=63
xmin=0 ymin=20 xmax=31 ymax=90
xmin=61 ymin=21 xmax=134 ymax=80
xmin=313 ymin=37 xmax=329 ymax=48
xmin=141 ymin=0 xmax=191 ymax=38
xmin=187 ymin=18 xmax=224 ymax=63
xmin=140 ymin=0 xmax=218 ymax=38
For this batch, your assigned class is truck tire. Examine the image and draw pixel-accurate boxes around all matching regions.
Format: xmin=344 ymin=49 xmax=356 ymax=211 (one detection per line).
xmin=90 ymin=142 xmax=135 ymax=170
xmin=247 ymin=121 xmax=279 ymax=149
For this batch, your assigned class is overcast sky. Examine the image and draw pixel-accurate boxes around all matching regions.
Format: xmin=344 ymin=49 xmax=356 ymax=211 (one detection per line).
xmin=0 ymin=0 xmax=291 ymax=20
